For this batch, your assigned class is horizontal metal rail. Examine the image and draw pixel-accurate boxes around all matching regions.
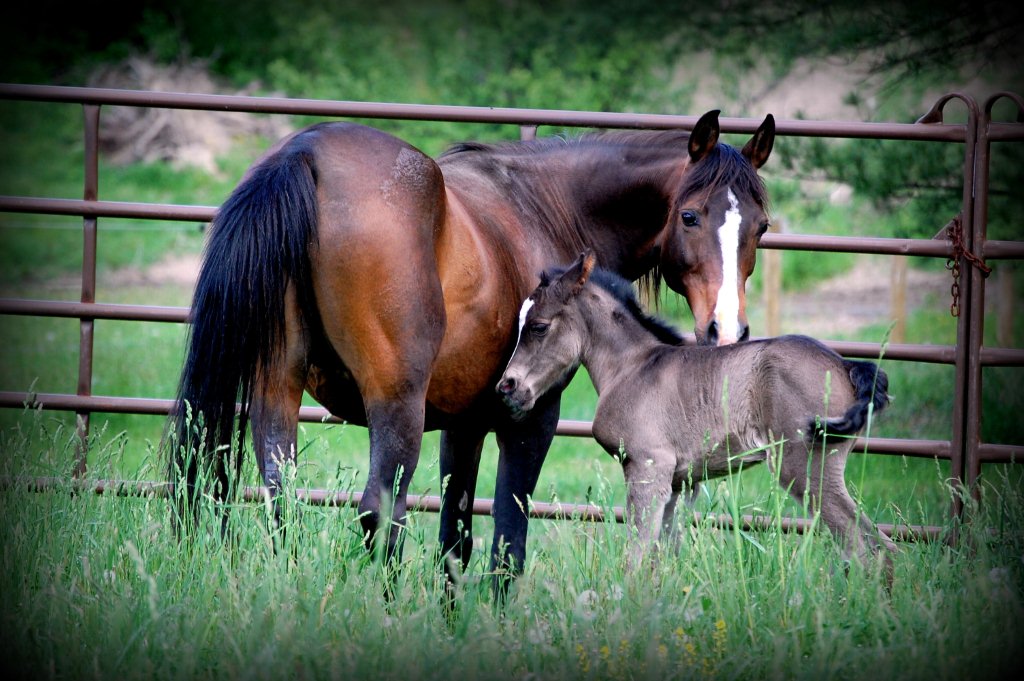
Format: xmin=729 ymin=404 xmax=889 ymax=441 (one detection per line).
xmin=7 ymin=299 xmax=1024 ymax=367
xmin=12 ymin=389 xmax=1020 ymax=462
xmin=0 ymin=475 xmax=944 ymax=542
xmin=0 ymin=83 xmax=970 ymax=141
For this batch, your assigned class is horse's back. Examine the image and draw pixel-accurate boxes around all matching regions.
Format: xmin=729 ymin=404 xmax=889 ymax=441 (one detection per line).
xmin=752 ymin=335 xmax=859 ymax=431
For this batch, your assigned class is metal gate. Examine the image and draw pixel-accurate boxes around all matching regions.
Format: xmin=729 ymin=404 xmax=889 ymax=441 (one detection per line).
xmin=1 ymin=84 xmax=1022 ymax=538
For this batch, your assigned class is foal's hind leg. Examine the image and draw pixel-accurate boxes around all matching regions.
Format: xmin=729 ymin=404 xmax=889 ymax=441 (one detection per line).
xmin=779 ymin=442 xmax=897 ymax=580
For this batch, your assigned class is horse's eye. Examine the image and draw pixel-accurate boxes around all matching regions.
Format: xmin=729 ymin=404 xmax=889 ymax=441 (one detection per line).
xmin=758 ymin=220 xmax=771 ymax=235
xmin=528 ymin=322 xmax=549 ymax=337
xmin=680 ymin=210 xmax=699 ymax=227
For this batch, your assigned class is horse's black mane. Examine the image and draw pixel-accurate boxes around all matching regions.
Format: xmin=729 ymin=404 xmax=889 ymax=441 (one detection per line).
xmin=541 ymin=265 xmax=685 ymax=346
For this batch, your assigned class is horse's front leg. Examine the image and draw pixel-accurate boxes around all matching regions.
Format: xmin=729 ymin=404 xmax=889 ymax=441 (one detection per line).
xmin=437 ymin=423 xmax=488 ymax=590
xmin=491 ymin=390 xmax=562 ymax=601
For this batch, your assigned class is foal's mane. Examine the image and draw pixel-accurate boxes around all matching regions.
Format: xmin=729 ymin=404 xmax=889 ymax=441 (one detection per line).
xmin=540 ymin=265 xmax=685 ymax=346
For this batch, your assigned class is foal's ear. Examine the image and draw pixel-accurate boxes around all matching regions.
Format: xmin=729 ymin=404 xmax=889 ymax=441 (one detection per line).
xmin=688 ymin=109 xmax=721 ymax=163
xmin=562 ymin=249 xmax=596 ymax=297
xmin=741 ymin=113 xmax=775 ymax=169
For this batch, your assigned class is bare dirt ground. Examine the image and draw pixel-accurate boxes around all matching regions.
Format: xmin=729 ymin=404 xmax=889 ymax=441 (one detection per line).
xmin=773 ymin=256 xmax=951 ymax=337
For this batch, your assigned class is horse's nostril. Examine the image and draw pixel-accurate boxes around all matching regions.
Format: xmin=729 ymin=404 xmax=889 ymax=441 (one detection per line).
xmin=497 ymin=377 xmax=517 ymax=395
xmin=738 ymin=323 xmax=750 ymax=342
xmin=706 ymin=320 xmax=719 ymax=345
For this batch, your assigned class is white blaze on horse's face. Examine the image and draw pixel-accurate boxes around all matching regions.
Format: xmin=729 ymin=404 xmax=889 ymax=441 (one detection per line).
xmin=713 ymin=188 xmax=743 ymax=345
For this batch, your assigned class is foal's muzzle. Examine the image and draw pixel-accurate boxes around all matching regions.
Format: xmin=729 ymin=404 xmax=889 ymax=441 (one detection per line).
xmin=496 ymin=376 xmax=517 ymax=396
xmin=496 ymin=375 xmax=534 ymax=420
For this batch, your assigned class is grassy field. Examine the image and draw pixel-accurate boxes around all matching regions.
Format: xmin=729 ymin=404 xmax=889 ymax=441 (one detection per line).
xmin=2 ymin=412 xmax=1023 ymax=681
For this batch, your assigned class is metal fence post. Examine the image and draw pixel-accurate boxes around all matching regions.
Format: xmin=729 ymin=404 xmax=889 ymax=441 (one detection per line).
xmin=74 ymin=104 xmax=101 ymax=477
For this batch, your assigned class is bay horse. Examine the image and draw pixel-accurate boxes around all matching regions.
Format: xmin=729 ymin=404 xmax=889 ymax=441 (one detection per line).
xmin=166 ymin=109 xmax=776 ymax=597
xmin=497 ymin=252 xmax=897 ymax=576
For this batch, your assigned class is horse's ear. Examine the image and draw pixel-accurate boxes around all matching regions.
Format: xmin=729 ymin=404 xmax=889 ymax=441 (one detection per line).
xmin=741 ymin=113 xmax=775 ymax=169
xmin=688 ymin=109 xmax=720 ymax=163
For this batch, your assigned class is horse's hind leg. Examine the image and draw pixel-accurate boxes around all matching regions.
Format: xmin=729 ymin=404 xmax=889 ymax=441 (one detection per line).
xmin=313 ymin=239 xmax=445 ymax=572
xmin=251 ymin=286 xmax=309 ymax=531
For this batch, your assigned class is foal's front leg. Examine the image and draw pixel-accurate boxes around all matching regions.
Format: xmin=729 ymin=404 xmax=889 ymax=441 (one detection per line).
xmin=621 ymin=451 xmax=675 ymax=569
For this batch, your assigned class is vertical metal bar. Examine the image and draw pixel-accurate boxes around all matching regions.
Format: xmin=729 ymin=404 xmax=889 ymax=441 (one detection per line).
xmin=520 ymin=125 xmax=538 ymax=141
xmin=965 ymin=93 xmax=1024 ymax=498
xmin=939 ymin=94 xmax=981 ymax=524
xmin=74 ymin=104 xmax=100 ymax=477
xmin=964 ymin=108 xmax=990 ymax=503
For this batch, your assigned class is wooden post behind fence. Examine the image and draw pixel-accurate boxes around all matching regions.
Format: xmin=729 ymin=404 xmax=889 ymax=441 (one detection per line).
xmin=890 ymin=256 xmax=907 ymax=344
xmin=762 ymin=219 xmax=782 ymax=337
xmin=997 ymin=266 xmax=1015 ymax=347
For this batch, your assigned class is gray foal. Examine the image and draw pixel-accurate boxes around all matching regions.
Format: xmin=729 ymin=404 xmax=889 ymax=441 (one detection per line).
xmin=498 ymin=251 xmax=897 ymax=575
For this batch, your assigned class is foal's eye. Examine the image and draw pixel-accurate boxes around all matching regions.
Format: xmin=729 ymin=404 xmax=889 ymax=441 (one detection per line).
xmin=680 ymin=210 xmax=699 ymax=227
xmin=758 ymin=220 xmax=771 ymax=235
xmin=528 ymin=322 xmax=549 ymax=337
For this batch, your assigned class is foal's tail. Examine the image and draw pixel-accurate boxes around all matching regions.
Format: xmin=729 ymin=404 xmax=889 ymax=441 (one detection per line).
xmin=165 ymin=133 xmax=319 ymax=526
xmin=811 ymin=359 xmax=889 ymax=442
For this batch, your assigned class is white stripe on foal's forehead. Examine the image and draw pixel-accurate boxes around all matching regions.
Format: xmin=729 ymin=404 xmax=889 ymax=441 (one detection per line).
xmin=713 ymin=188 xmax=742 ymax=342
xmin=517 ymin=297 xmax=536 ymax=338
xmin=503 ymin=296 xmax=536 ymax=373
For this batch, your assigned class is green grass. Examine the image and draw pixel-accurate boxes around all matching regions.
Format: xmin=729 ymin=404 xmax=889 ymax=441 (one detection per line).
xmin=2 ymin=414 xmax=1022 ymax=681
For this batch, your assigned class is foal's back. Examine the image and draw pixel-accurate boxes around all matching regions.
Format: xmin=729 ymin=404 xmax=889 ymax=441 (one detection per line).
xmin=601 ymin=335 xmax=862 ymax=476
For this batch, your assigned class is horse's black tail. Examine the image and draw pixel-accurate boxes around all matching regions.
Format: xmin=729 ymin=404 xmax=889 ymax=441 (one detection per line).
xmin=165 ymin=135 xmax=319 ymax=529
xmin=811 ymin=359 xmax=889 ymax=442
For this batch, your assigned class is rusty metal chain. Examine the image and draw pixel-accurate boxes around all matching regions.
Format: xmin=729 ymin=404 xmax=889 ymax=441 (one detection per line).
xmin=945 ymin=214 xmax=992 ymax=317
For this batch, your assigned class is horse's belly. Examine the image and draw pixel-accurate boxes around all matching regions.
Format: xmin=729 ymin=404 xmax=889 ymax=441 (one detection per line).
xmin=305 ymin=363 xmax=368 ymax=427
xmin=426 ymin=319 xmax=508 ymax=414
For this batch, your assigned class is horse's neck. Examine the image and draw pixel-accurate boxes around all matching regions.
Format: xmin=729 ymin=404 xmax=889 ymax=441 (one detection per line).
xmin=509 ymin=145 xmax=681 ymax=276
xmin=578 ymin=296 xmax=666 ymax=395
xmin=568 ymin=155 xmax=681 ymax=279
